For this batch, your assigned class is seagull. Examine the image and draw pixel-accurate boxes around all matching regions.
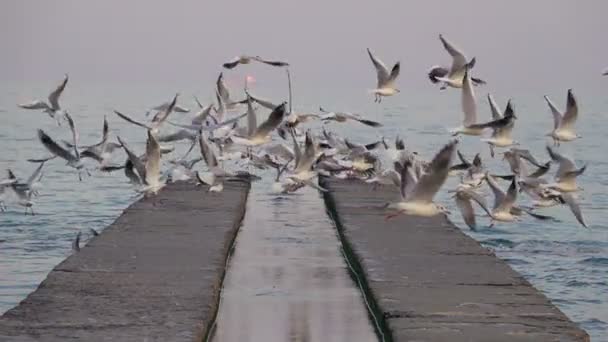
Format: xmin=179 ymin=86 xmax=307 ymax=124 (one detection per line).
xmin=19 ymin=74 xmax=69 ymax=122
xmin=196 ymin=132 xmax=232 ymax=192
xmin=142 ymin=131 xmax=163 ymax=193
xmin=319 ymin=107 xmax=382 ymax=127
xmin=37 ymin=113 xmax=87 ymax=180
xmin=114 ymin=94 xmax=178 ymax=133
xmin=543 ymin=146 xmax=586 ymax=192
xmin=485 ymin=175 xmax=553 ymax=226
xmin=4 ymin=164 xmax=46 ymax=215
xmin=222 ymin=55 xmax=289 ymax=69
xmin=477 ymin=100 xmax=518 ymax=157
xmin=285 ymin=130 xmax=326 ymax=192
xmin=231 ymin=103 xmax=286 ymax=146
xmin=64 ymin=116 xmax=122 ymax=167
xmin=429 ymin=35 xmax=485 ymax=89
xmin=502 ymin=148 xmax=550 ymax=179
xmin=544 ymin=89 xmax=581 ymax=145
xmin=458 ymin=153 xmax=485 ymax=189
xmin=116 ymin=132 xmax=164 ymax=192
xmin=602 ymin=68 xmax=608 ymax=76
xmin=385 ymin=140 xmax=457 ymax=218
xmin=367 ymin=48 xmax=400 ymax=102
xmin=199 ymin=131 xmax=232 ymax=178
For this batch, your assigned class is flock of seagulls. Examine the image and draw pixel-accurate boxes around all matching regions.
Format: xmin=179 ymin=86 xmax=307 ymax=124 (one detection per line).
xmin=1 ymin=34 xmax=594 ymax=234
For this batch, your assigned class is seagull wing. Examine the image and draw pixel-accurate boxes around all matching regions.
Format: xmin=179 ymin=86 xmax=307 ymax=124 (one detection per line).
xmin=223 ymin=56 xmax=241 ymax=69
xmin=117 ymin=137 xmax=146 ymax=181
xmin=246 ymin=91 xmax=279 ymax=110
xmin=461 ymin=70 xmax=477 ymax=126
xmin=191 ymin=104 xmax=214 ymax=126
xmin=48 ymin=74 xmax=68 ymax=111
xmin=496 ymin=178 xmax=518 ymax=212
xmin=561 ymin=193 xmax=588 ymax=228
xmin=485 ymin=174 xmax=506 ymax=210
xmin=427 ymin=66 xmax=449 ymax=83
xmin=560 ymin=89 xmax=578 ymax=131
xmin=546 ymin=146 xmax=576 ymax=179
xmin=290 ymin=128 xmax=302 ymax=169
xmin=410 ymin=140 xmax=457 ymax=202
xmin=64 ymin=112 xmax=80 ymax=160
xmin=246 ymin=95 xmax=257 ymax=137
xmin=367 ymin=48 xmax=390 ymax=88
xmin=216 ymin=73 xmax=232 ymax=104
xmin=543 ymin=95 xmax=563 ymax=130
xmin=37 ymin=129 xmax=77 ymax=163
xmin=386 ymin=62 xmax=400 ymax=87
xmin=295 ymin=130 xmax=317 ymax=173
xmin=253 ymin=103 xmax=286 ymax=139
xmin=455 ymin=192 xmax=477 ymax=230
xmin=144 ymin=131 xmax=161 ymax=186
xmin=114 ymin=110 xmax=151 ymax=130
xmin=487 ymin=93 xmax=502 ymax=120
xmin=151 ymin=94 xmax=178 ymax=128
xmin=157 ymin=129 xmax=197 ymax=142
xmin=254 ymin=56 xmax=289 ymax=67
xmin=439 ymin=34 xmax=467 ymax=76
xmin=199 ymin=132 xmax=218 ymax=169
xmin=26 ymin=162 xmax=45 ymax=187
xmin=19 ymin=100 xmax=50 ymax=111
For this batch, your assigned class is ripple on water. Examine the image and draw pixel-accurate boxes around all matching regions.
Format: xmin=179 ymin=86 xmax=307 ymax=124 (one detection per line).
xmin=578 ymin=257 xmax=608 ymax=266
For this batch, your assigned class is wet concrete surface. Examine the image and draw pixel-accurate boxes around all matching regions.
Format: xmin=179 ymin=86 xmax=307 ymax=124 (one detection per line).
xmin=321 ymin=178 xmax=590 ymax=342
xmin=0 ymin=180 xmax=250 ymax=342
xmin=210 ymin=185 xmax=378 ymax=342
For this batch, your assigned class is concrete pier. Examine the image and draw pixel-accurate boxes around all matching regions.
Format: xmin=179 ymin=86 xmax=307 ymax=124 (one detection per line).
xmin=210 ymin=186 xmax=377 ymax=341
xmin=321 ymin=178 xmax=589 ymax=342
xmin=0 ymin=180 xmax=250 ymax=342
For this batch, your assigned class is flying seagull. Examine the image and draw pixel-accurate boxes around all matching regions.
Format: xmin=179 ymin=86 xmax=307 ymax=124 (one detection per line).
xmin=367 ymin=48 xmax=400 ymax=102
xmin=544 ymin=146 xmax=586 ymax=193
xmin=544 ymin=89 xmax=581 ymax=145
xmin=429 ymin=35 xmax=485 ymax=89
xmin=114 ymin=94 xmax=178 ymax=133
xmin=386 ymin=140 xmax=457 ymax=218
xmin=223 ymin=55 xmax=289 ymax=69
xmin=37 ymin=113 xmax=87 ymax=180
xmin=231 ymin=102 xmax=286 ymax=146
xmin=19 ymin=74 xmax=69 ymax=122
xmin=319 ymin=107 xmax=382 ymax=127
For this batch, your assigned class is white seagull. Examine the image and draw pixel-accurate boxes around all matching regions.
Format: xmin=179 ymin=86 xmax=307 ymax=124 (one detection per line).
xmin=386 ymin=140 xmax=457 ymax=218
xmin=231 ymin=103 xmax=286 ymax=146
xmin=544 ymin=89 xmax=581 ymax=145
xmin=19 ymin=74 xmax=69 ymax=122
xmin=429 ymin=35 xmax=484 ymax=89
xmin=544 ymin=146 xmax=586 ymax=193
xmin=37 ymin=113 xmax=87 ymax=180
xmin=367 ymin=48 xmax=400 ymax=102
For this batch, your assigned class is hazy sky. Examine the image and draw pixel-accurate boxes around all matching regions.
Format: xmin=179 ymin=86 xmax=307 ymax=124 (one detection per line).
xmin=1 ymin=0 xmax=607 ymax=94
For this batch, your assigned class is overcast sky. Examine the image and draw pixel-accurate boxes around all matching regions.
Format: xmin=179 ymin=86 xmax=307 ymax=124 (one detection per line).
xmin=1 ymin=0 xmax=607 ymax=95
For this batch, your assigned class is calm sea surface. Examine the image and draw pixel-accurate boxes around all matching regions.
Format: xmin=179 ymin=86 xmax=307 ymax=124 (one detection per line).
xmin=1 ymin=80 xmax=607 ymax=340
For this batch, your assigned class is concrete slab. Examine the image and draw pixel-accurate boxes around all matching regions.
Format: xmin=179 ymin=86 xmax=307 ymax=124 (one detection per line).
xmin=0 ymin=180 xmax=250 ymax=342
xmin=321 ymin=178 xmax=589 ymax=342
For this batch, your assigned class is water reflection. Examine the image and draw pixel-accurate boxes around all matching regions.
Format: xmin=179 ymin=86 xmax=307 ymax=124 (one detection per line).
xmin=212 ymin=185 xmax=377 ymax=342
